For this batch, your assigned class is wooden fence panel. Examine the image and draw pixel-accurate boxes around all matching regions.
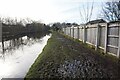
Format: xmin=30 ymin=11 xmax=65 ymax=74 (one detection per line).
xmin=79 ymin=28 xmax=84 ymax=41
xmin=118 ymin=26 xmax=120 ymax=58
xmin=68 ymin=27 xmax=71 ymax=36
xmin=65 ymin=28 xmax=68 ymax=35
xmin=99 ymin=26 xmax=105 ymax=48
xmin=63 ymin=28 xmax=65 ymax=34
xmin=74 ymin=27 xmax=78 ymax=39
xmin=66 ymin=27 xmax=70 ymax=36
xmin=86 ymin=27 xmax=97 ymax=45
xmin=107 ymin=23 xmax=119 ymax=56
xmin=62 ymin=22 xmax=120 ymax=57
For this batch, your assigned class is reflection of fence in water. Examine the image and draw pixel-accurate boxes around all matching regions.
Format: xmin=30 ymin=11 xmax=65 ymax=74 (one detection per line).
xmin=0 ymin=23 xmax=3 ymax=57
xmin=63 ymin=22 xmax=120 ymax=58
xmin=0 ymin=42 xmax=3 ymax=57
xmin=0 ymin=22 xmax=2 ymax=42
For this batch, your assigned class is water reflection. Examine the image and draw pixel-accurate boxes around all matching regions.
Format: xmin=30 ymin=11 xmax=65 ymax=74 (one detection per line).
xmin=0 ymin=32 xmax=50 ymax=58
xmin=0 ymin=32 xmax=51 ymax=79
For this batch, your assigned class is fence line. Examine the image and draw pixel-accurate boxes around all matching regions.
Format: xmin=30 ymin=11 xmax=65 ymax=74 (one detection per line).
xmin=62 ymin=22 xmax=120 ymax=58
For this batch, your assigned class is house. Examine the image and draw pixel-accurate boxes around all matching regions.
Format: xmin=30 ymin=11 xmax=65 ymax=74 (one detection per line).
xmin=86 ymin=19 xmax=106 ymax=25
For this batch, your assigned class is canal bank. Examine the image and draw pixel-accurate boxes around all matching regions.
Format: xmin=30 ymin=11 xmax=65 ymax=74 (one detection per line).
xmin=25 ymin=32 xmax=119 ymax=79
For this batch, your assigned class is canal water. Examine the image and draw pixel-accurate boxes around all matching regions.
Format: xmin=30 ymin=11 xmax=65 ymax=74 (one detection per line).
xmin=0 ymin=33 xmax=51 ymax=79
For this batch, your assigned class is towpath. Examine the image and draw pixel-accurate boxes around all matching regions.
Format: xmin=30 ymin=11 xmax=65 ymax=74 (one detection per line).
xmin=25 ymin=32 xmax=120 ymax=79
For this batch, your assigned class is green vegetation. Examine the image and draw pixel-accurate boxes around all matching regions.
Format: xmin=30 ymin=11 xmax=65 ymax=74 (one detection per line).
xmin=25 ymin=32 xmax=119 ymax=79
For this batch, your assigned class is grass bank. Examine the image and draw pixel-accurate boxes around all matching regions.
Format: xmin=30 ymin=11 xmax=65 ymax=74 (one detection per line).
xmin=25 ymin=32 xmax=119 ymax=79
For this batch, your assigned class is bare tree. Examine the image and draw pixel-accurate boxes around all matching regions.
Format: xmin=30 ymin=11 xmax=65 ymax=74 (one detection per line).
xmin=102 ymin=0 xmax=120 ymax=21
xmin=79 ymin=1 xmax=94 ymax=23
xmin=25 ymin=18 xmax=33 ymax=24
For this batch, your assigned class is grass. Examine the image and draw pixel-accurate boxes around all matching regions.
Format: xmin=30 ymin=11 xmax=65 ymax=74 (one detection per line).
xmin=25 ymin=32 xmax=119 ymax=79
xmin=61 ymin=32 xmax=119 ymax=63
xmin=25 ymin=32 xmax=75 ymax=78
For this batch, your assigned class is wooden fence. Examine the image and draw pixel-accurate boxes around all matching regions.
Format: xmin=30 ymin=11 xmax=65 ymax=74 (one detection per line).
xmin=62 ymin=22 xmax=120 ymax=58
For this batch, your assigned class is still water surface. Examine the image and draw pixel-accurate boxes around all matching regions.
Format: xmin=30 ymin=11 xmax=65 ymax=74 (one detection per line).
xmin=0 ymin=33 xmax=51 ymax=79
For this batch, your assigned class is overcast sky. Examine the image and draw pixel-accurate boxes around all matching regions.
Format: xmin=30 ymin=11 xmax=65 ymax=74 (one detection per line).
xmin=0 ymin=0 xmax=108 ymax=24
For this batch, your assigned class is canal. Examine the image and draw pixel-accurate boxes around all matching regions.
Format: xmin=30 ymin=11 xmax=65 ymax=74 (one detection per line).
xmin=0 ymin=32 xmax=51 ymax=79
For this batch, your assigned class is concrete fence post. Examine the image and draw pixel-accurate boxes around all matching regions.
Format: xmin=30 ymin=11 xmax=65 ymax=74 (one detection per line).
xmin=95 ymin=24 xmax=100 ymax=50
xmin=77 ymin=27 xmax=79 ymax=39
xmin=83 ymin=25 xmax=86 ymax=43
xmin=70 ymin=27 xmax=71 ymax=37
xmin=104 ymin=23 xmax=108 ymax=53
xmin=72 ymin=26 xmax=74 ymax=38
xmin=117 ymin=25 xmax=120 ymax=58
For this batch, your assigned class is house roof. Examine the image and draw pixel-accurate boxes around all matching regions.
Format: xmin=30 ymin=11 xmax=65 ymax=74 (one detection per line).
xmin=86 ymin=19 xmax=106 ymax=25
